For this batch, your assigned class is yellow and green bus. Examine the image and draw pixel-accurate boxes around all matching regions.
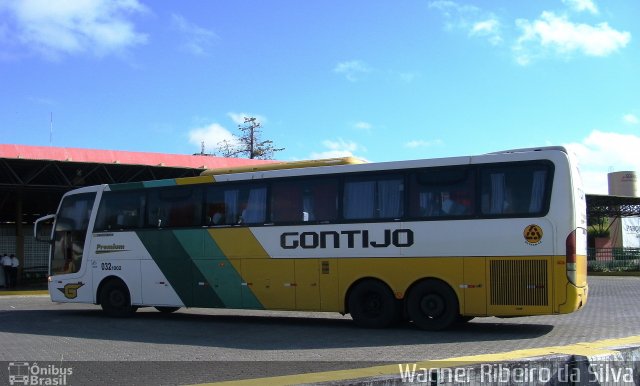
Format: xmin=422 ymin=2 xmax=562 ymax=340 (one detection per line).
xmin=34 ymin=147 xmax=587 ymax=330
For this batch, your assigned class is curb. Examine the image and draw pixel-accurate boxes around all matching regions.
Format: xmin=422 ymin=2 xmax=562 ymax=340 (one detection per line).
xmin=588 ymin=271 xmax=640 ymax=277
xmin=203 ymin=336 xmax=640 ymax=386
xmin=0 ymin=289 xmax=48 ymax=296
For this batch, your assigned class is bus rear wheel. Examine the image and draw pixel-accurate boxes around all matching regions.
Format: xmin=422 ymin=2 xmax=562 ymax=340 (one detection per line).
xmin=100 ymin=279 xmax=136 ymax=318
xmin=407 ymin=280 xmax=458 ymax=331
xmin=348 ymin=280 xmax=398 ymax=328
xmin=155 ymin=306 xmax=180 ymax=313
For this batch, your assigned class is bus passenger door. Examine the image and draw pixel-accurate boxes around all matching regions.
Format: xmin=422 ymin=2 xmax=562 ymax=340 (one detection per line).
xmin=463 ymin=257 xmax=487 ymax=316
xmin=294 ymin=259 xmax=320 ymax=311
xmin=242 ymin=259 xmax=295 ymax=310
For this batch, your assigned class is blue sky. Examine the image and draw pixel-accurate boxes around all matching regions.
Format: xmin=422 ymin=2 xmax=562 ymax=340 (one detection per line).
xmin=1 ymin=0 xmax=638 ymax=194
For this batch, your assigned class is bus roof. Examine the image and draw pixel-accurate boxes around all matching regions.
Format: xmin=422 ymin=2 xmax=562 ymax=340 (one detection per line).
xmin=487 ymin=146 xmax=568 ymax=155
xmin=200 ymin=157 xmax=366 ymax=176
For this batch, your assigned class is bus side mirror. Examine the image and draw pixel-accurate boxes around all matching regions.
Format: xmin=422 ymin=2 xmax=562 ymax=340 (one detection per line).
xmin=34 ymin=214 xmax=56 ymax=243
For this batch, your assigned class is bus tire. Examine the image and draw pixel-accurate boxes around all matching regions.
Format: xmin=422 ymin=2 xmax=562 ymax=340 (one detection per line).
xmin=155 ymin=306 xmax=180 ymax=313
xmin=100 ymin=279 xmax=136 ymax=318
xmin=348 ymin=280 xmax=398 ymax=328
xmin=407 ymin=280 xmax=458 ymax=331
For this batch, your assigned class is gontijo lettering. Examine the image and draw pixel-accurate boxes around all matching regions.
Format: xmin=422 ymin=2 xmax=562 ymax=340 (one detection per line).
xmin=280 ymin=229 xmax=414 ymax=249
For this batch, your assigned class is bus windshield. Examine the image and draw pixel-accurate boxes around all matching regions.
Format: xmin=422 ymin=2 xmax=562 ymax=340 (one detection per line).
xmin=51 ymin=192 xmax=96 ymax=276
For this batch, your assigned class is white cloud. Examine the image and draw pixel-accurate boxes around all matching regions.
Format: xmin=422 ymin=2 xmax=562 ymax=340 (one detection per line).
xmin=562 ymin=0 xmax=599 ymax=15
xmin=469 ymin=18 xmax=502 ymax=45
xmin=565 ymin=130 xmax=640 ymax=194
xmin=428 ymin=1 xmax=479 ymax=17
xmin=623 ymin=114 xmax=639 ymax=125
xmin=171 ymin=14 xmax=218 ymax=56
xmin=0 ymin=0 xmax=147 ymax=60
xmin=405 ymin=139 xmax=444 ymax=148
xmin=514 ymin=11 xmax=630 ymax=65
xmin=188 ymin=123 xmax=237 ymax=153
xmin=429 ymin=1 xmax=502 ymax=46
xmin=310 ymin=138 xmax=366 ymax=159
xmin=333 ymin=60 xmax=371 ymax=82
xmin=353 ymin=121 xmax=372 ymax=131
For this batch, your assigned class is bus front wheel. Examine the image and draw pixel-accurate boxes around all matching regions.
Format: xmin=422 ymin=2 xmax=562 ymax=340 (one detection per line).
xmin=407 ymin=280 xmax=458 ymax=331
xmin=348 ymin=280 xmax=398 ymax=328
xmin=100 ymin=279 xmax=136 ymax=318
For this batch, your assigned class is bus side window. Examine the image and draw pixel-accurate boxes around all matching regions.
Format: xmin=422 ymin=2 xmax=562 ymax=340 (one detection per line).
xmin=147 ymin=186 xmax=202 ymax=228
xmin=270 ymin=178 xmax=339 ymax=224
xmin=207 ymin=185 xmax=267 ymax=226
xmin=95 ymin=191 xmax=145 ymax=231
xmin=480 ymin=164 xmax=551 ymax=216
xmin=271 ymin=182 xmax=303 ymax=223
xmin=409 ymin=166 xmax=473 ymax=218
xmin=343 ymin=175 xmax=403 ymax=220
xmin=239 ymin=186 xmax=267 ymax=224
xmin=205 ymin=188 xmax=226 ymax=225
xmin=306 ymin=179 xmax=338 ymax=222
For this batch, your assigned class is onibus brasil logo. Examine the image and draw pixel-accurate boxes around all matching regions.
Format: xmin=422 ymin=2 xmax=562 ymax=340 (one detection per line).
xmin=7 ymin=362 xmax=73 ymax=385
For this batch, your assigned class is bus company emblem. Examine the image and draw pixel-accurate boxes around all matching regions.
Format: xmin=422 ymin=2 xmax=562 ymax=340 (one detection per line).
xmin=524 ymin=224 xmax=543 ymax=245
xmin=58 ymin=282 xmax=84 ymax=299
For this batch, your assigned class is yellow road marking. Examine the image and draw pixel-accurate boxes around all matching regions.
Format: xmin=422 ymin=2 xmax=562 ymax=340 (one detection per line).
xmin=0 ymin=289 xmax=48 ymax=296
xmin=195 ymin=335 xmax=640 ymax=386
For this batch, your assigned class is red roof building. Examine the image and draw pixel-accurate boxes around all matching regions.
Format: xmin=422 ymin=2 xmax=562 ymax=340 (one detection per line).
xmin=0 ymin=144 xmax=272 ymax=169
xmin=0 ymin=143 xmax=277 ymax=279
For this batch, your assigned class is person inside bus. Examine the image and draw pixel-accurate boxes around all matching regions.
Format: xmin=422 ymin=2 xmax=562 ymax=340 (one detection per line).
xmin=441 ymin=193 xmax=468 ymax=215
xmin=238 ymin=200 xmax=266 ymax=224
xmin=209 ymin=204 xmax=226 ymax=225
xmin=237 ymin=201 xmax=249 ymax=224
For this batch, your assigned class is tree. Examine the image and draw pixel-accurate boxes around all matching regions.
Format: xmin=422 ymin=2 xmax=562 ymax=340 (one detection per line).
xmin=216 ymin=117 xmax=283 ymax=159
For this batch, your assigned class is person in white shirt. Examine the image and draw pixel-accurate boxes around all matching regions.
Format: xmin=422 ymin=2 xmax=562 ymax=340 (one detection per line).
xmin=1 ymin=253 xmax=11 ymax=288
xmin=10 ymin=254 xmax=19 ymax=289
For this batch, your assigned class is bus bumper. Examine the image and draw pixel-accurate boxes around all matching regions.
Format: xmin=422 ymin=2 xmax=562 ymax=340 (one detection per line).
xmin=558 ymin=282 xmax=588 ymax=314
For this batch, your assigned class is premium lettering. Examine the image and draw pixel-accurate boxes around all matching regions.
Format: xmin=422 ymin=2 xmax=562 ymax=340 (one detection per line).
xmin=96 ymin=243 xmax=125 ymax=251
xmin=280 ymin=229 xmax=414 ymax=249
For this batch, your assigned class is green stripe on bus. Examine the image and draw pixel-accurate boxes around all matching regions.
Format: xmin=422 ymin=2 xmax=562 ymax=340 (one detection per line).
xmin=136 ymin=229 xmax=225 ymax=308
xmin=203 ymin=234 xmax=262 ymax=309
xmin=176 ymin=230 xmax=263 ymax=309
xmin=143 ymin=179 xmax=176 ymax=188
xmin=109 ymin=182 xmax=145 ymax=191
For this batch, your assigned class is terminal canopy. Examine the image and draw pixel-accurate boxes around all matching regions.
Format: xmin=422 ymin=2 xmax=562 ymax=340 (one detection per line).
xmin=586 ymin=194 xmax=640 ymax=219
